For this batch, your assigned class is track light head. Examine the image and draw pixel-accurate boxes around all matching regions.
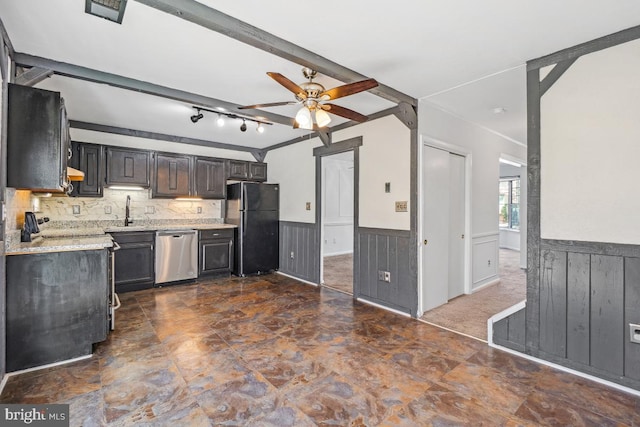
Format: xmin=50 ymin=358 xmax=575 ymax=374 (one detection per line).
xmin=240 ymin=120 xmax=247 ymax=132
xmin=190 ymin=112 xmax=203 ymax=123
xmin=256 ymin=123 xmax=265 ymax=134
xmin=216 ymin=114 xmax=225 ymax=127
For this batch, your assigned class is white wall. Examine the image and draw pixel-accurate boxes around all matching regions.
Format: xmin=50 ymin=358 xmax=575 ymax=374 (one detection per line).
xmin=323 ymin=155 xmax=354 ymax=256
xmin=268 ymin=115 xmax=411 ymax=230
xmin=541 ymin=38 xmax=640 ymax=245
xmin=418 ymin=102 xmax=527 ymax=236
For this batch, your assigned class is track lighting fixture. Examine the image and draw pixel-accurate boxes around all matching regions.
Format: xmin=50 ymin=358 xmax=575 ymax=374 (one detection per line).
xmin=190 ymin=109 xmax=203 ymax=123
xmin=189 ymin=106 xmax=271 ymax=134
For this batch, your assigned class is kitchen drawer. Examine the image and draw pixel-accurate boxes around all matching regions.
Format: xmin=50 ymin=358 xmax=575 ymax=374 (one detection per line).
xmin=111 ymin=231 xmax=155 ymax=244
xmin=199 ymin=229 xmax=234 ymax=241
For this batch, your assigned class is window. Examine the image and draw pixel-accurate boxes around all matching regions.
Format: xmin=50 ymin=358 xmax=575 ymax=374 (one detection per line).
xmin=499 ymin=178 xmax=520 ymax=229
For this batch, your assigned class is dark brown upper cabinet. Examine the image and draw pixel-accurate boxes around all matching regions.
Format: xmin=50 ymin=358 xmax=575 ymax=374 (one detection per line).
xmin=70 ymin=142 xmax=104 ymax=197
xmin=7 ymin=83 xmax=71 ymax=192
xmin=105 ymin=147 xmax=151 ymax=187
xmin=249 ymin=162 xmax=267 ymax=182
xmin=195 ymin=157 xmax=226 ymax=199
xmin=228 ymin=160 xmax=267 ymax=182
xmin=152 ymin=152 xmax=192 ymax=198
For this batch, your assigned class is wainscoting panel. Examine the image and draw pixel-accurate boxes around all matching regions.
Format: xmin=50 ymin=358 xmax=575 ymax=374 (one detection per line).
xmin=494 ymin=239 xmax=640 ymax=390
xmin=357 ymin=228 xmax=414 ymax=315
xmin=279 ymin=221 xmax=319 ymax=284
xmin=472 ymin=233 xmax=499 ymax=290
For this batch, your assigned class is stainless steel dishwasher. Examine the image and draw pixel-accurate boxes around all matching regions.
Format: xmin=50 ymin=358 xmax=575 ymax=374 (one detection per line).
xmin=155 ymin=230 xmax=198 ymax=284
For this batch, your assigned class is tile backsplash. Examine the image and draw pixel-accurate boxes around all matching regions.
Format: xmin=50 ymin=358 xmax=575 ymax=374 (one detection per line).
xmin=6 ymin=188 xmax=222 ymax=229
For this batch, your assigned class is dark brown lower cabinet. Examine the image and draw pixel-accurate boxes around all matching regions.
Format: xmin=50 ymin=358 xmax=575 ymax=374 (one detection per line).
xmin=6 ymin=250 xmax=109 ymax=372
xmin=112 ymin=231 xmax=155 ymax=293
xmin=199 ymin=229 xmax=234 ymax=277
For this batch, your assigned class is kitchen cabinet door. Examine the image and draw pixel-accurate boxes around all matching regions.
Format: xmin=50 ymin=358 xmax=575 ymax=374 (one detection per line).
xmin=7 ymin=83 xmax=70 ymax=192
xmin=249 ymin=162 xmax=267 ymax=182
xmin=199 ymin=229 xmax=234 ymax=277
xmin=228 ymin=160 xmax=249 ymax=180
xmin=106 ymin=147 xmax=151 ymax=187
xmin=112 ymin=232 xmax=155 ymax=293
xmin=71 ymin=142 xmax=104 ymax=197
xmin=153 ymin=153 xmax=192 ymax=197
xmin=195 ymin=157 xmax=226 ymax=199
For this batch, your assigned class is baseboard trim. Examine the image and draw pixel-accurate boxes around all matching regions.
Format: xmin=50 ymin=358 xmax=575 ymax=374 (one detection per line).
xmin=357 ymin=297 xmax=411 ymax=317
xmin=472 ymin=277 xmax=500 ymax=293
xmin=489 ymin=342 xmax=640 ymax=397
xmin=1 ymin=354 xmax=94 ymax=394
xmin=323 ymin=250 xmax=354 ymax=257
xmin=276 ymin=271 xmax=318 ymax=287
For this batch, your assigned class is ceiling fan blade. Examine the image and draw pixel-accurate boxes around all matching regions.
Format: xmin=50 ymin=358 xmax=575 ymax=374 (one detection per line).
xmin=267 ymin=72 xmax=307 ymax=100
xmin=319 ymin=78 xmax=378 ymax=101
xmin=322 ymin=104 xmax=369 ymax=123
xmin=238 ymin=101 xmax=297 ymax=109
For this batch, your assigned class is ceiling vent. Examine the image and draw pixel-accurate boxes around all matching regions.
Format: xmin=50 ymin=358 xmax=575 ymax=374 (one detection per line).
xmin=85 ymin=0 xmax=127 ymax=24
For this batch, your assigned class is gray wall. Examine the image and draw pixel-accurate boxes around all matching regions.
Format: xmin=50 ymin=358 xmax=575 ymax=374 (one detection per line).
xmin=357 ymin=227 xmax=415 ymax=315
xmin=279 ymin=221 xmax=319 ymax=284
xmin=495 ymin=239 xmax=640 ymax=389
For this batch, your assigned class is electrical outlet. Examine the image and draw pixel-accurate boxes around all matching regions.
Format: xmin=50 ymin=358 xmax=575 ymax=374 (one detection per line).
xmin=197 ymin=206 xmax=202 ymax=214
xmin=385 ymin=182 xmax=391 ymax=193
xmin=378 ymin=270 xmax=391 ymax=282
xmin=290 ymin=251 xmax=295 ymax=259
xmin=630 ymin=323 xmax=640 ymax=344
xmin=72 ymin=205 xmax=80 ymax=215
xmin=395 ymin=201 xmax=408 ymax=212
xmin=104 ymin=206 xmax=112 ymax=214
xmin=145 ymin=206 xmax=155 ymax=214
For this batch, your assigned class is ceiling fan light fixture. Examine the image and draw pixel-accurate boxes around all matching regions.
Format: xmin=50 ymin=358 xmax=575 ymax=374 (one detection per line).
xmin=295 ymin=106 xmax=312 ymax=129
xmin=315 ymin=109 xmax=331 ymax=127
xmin=216 ymin=114 xmax=225 ymax=127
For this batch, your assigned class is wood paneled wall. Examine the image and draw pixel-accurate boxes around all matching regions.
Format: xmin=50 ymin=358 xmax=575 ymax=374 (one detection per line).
xmin=279 ymin=221 xmax=319 ymax=284
xmin=494 ymin=239 xmax=640 ymax=389
xmin=357 ymin=227 xmax=416 ymax=315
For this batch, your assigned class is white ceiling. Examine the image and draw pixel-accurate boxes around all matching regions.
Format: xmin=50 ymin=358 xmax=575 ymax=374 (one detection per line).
xmin=1 ymin=0 xmax=640 ymax=150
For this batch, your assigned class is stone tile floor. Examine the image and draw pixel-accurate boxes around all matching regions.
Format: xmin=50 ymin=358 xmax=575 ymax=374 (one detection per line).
xmin=1 ymin=274 xmax=639 ymax=426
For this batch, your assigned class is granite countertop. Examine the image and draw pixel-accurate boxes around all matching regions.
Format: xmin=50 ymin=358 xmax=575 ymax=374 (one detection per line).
xmin=7 ymin=234 xmax=114 ymax=256
xmin=5 ymin=222 xmax=237 ymax=255
xmin=104 ymin=223 xmax=237 ymax=233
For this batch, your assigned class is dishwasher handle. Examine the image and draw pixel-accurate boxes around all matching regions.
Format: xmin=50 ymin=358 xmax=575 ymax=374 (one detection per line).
xmin=155 ymin=230 xmax=197 ymax=238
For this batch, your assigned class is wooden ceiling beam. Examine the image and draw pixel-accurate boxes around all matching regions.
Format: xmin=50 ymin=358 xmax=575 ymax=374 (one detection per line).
xmin=133 ymin=0 xmax=417 ymax=107
xmin=13 ymin=53 xmax=295 ymax=127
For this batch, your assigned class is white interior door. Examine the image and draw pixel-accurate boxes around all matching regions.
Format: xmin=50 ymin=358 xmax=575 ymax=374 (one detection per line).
xmin=448 ymin=153 xmax=465 ymax=299
xmin=422 ymin=145 xmax=450 ymax=311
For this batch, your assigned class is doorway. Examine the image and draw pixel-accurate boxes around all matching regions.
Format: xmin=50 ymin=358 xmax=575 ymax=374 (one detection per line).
xmin=321 ymin=151 xmax=354 ymax=294
xmin=421 ymin=143 xmax=468 ymax=312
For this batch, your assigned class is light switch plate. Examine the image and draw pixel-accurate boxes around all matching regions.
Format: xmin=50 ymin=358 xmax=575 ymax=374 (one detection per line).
xmin=630 ymin=323 xmax=640 ymax=344
xmin=104 ymin=206 xmax=112 ymax=214
xmin=145 ymin=206 xmax=155 ymax=214
xmin=395 ymin=201 xmax=408 ymax=212
xmin=306 ymin=202 xmax=311 ymax=210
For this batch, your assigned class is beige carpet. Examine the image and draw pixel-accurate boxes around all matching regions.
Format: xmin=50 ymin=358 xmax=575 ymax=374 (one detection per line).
xmin=420 ymin=249 xmax=526 ymax=341
xmin=323 ymin=253 xmax=353 ymax=294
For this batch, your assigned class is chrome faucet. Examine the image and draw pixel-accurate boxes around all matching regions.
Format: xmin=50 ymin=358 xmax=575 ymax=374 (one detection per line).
xmin=125 ymin=195 xmax=133 ymax=226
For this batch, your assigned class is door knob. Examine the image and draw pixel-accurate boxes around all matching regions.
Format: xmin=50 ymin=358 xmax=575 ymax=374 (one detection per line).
xmin=424 ymin=239 xmax=428 ymax=245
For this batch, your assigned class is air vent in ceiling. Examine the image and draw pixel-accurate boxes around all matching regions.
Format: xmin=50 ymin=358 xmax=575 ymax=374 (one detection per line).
xmin=85 ymin=0 xmax=127 ymax=24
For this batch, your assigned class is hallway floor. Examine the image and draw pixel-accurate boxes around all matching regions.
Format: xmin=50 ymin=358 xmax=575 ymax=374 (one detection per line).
xmin=1 ymin=274 xmax=638 ymax=426
xmin=323 ymin=253 xmax=353 ymax=294
xmin=421 ymin=248 xmax=526 ymax=340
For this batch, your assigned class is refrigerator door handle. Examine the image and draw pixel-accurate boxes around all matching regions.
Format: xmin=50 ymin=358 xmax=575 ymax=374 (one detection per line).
xmin=242 ymin=212 xmax=247 ymax=235
xmin=242 ymin=184 xmax=247 ymax=211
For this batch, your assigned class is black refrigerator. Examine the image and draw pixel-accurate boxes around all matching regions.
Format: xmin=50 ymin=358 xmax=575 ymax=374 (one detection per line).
xmin=226 ymin=182 xmax=279 ymax=276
